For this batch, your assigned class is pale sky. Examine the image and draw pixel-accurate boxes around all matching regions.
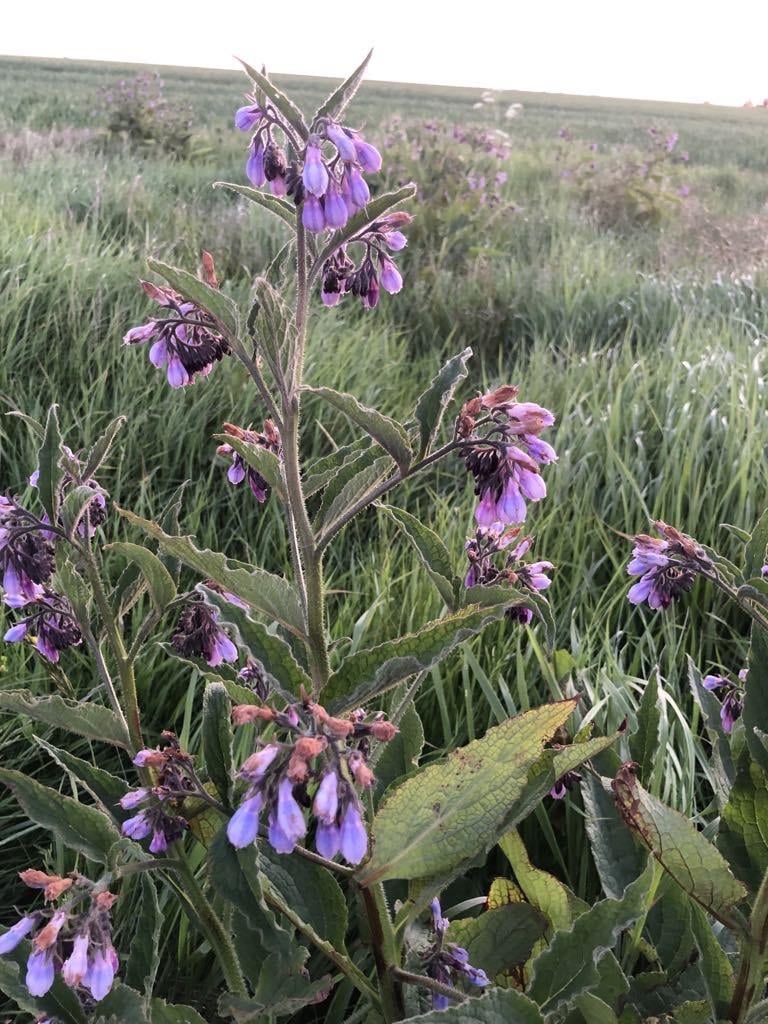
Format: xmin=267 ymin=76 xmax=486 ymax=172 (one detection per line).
xmin=4 ymin=0 xmax=768 ymax=106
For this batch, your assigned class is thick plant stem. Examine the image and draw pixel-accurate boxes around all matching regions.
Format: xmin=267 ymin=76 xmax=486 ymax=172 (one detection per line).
xmin=360 ymin=884 xmax=405 ymax=1023
xmin=730 ymin=868 xmax=768 ymax=1022
xmin=172 ymin=851 xmax=247 ymax=996
xmin=279 ymin=215 xmax=331 ymax=692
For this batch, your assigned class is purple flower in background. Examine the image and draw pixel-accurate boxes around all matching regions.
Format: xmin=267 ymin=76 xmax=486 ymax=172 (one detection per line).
xmin=424 ymin=896 xmax=490 ymax=1008
xmin=702 ymin=670 xmax=744 ymax=734
xmin=550 ymin=769 xmax=583 ymax=799
xmin=171 ymin=597 xmax=238 ymax=666
xmin=626 ymin=522 xmax=711 ymax=611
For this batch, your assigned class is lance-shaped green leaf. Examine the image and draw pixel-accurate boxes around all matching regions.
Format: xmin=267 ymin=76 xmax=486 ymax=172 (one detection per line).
xmin=125 ymin=875 xmax=162 ymax=1008
xmin=314 ymin=446 xmax=378 ymax=525
xmin=374 ymin=704 xmax=425 ymax=802
xmin=646 ymin=876 xmax=696 ymax=977
xmin=36 ymin=404 xmax=63 ymax=521
xmin=0 ymin=768 xmax=121 ymax=864
xmin=744 ymin=623 xmax=768 ymax=774
xmin=527 ymin=860 xmax=655 ymax=1013
xmin=203 ymin=588 xmax=311 ymax=695
xmin=629 ymin=675 xmax=661 ymax=785
xmin=393 ymin=989 xmax=544 ymax=1023
xmin=117 ymin=509 xmax=306 ymax=638
xmin=302 ymin=438 xmax=371 ymax=496
xmin=689 ymin=902 xmax=735 ymax=1017
xmin=717 ymin=757 xmax=768 ymax=892
xmin=687 ymin=657 xmax=734 ymax=808
xmin=237 ymin=58 xmax=309 ymax=140
xmin=202 ymin=682 xmax=234 ymax=807
xmin=0 ymin=690 xmax=129 ymax=748
xmin=146 ymin=258 xmax=239 ymax=337
xmin=213 ymin=434 xmax=286 ymax=503
xmin=499 ymin=828 xmax=587 ymax=931
xmin=34 ymin=737 xmax=129 ymax=822
xmin=107 ymin=542 xmax=177 ymax=611
xmin=260 ymin=845 xmax=348 ymax=950
xmin=92 ymin=981 xmax=150 ymax=1024
xmin=314 ymin=183 xmax=417 ymax=267
xmin=317 ymin=455 xmax=392 ymax=536
xmin=326 ymin=601 xmax=508 ymax=713
xmin=305 ymin=385 xmax=411 ymax=473
xmin=213 ymin=181 xmax=296 ymax=229
xmin=219 ymin=951 xmax=331 ymax=1021
xmin=611 ymin=764 xmax=747 ymax=925
xmin=82 ymin=415 xmax=126 ymax=480
xmin=463 ymin=582 xmax=555 ymax=649
xmin=58 ymin=483 xmax=106 ymax=538
xmin=447 ymin=903 xmax=546 ymax=977
xmin=358 ymin=700 xmax=577 ymax=885
xmin=380 ymin=504 xmax=459 ymax=608
xmin=314 ymin=49 xmax=372 ymax=122
xmin=414 ymin=347 xmax=472 ymax=457
xmin=250 ymin=275 xmax=296 ymax=369
xmin=745 ymin=507 xmax=768 ymax=579
xmin=150 ymin=999 xmax=208 ymax=1024
xmin=582 ymin=772 xmax=647 ymax=900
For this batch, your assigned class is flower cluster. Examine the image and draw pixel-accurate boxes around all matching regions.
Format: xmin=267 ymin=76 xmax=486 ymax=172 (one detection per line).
xmin=227 ymin=698 xmax=397 ymax=865
xmin=0 ymin=496 xmax=55 ymax=609
xmin=626 ymin=521 xmax=713 ymax=610
xmin=423 ymin=898 xmax=489 ymax=1009
xmin=216 ymin=420 xmax=283 ymax=503
xmin=320 ymin=212 xmax=410 ymax=309
xmin=0 ymin=870 xmax=118 ymax=1001
xmin=123 ymin=260 xmax=229 ymax=389
xmin=458 ymin=386 xmax=557 ymax=527
xmin=4 ymin=589 xmax=82 ymax=663
xmin=170 ymin=595 xmax=238 ymax=667
xmin=120 ymin=733 xmax=198 ymax=852
xmin=464 ymin=526 xmax=552 ymax=625
xmin=703 ymin=669 xmax=746 ymax=734
xmin=235 ymin=99 xmax=381 ymax=230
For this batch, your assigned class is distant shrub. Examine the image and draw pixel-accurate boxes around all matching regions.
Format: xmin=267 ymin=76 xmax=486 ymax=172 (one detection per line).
xmin=99 ymin=72 xmax=192 ymax=158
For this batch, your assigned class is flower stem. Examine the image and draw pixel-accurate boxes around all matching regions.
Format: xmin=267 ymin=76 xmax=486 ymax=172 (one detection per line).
xmin=730 ymin=866 xmax=768 ymax=1022
xmin=360 ymin=883 xmax=405 ymax=1022
xmin=392 ymin=967 xmax=468 ymax=1004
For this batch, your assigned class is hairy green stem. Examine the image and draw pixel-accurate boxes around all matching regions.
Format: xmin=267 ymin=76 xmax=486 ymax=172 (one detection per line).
xmin=392 ymin=967 xmax=468 ymax=1004
xmin=360 ymin=884 xmax=405 ymax=1023
xmin=730 ymin=868 xmax=768 ymax=1022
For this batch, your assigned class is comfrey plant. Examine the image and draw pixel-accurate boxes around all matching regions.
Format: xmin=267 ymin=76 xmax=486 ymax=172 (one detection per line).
xmin=3 ymin=53 xmax=766 ymax=1024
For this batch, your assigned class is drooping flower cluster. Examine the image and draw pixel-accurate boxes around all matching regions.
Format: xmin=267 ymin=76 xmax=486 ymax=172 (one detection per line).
xmin=423 ymin=898 xmax=490 ymax=1009
xmin=320 ymin=212 xmax=410 ymax=309
xmin=464 ymin=526 xmax=552 ymax=625
xmin=0 ymin=870 xmax=118 ymax=1001
xmin=0 ymin=496 xmax=55 ymax=609
xmin=458 ymin=387 xmax=557 ymax=527
xmin=171 ymin=595 xmax=238 ymax=667
xmin=227 ymin=698 xmax=397 ymax=865
xmin=703 ymin=668 xmax=746 ymax=734
xmin=234 ymin=93 xmax=410 ymax=306
xmin=29 ymin=445 xmax=107 ymax=541
xmin=216 ymin=420 xmax=283 ymax=503
xmin=120 ymin=733 xmax=198 ymax=852
xmin=626 ymin=521 xmax=713 ymax=610
xmin=4 ymin=589 xmax=82 ymax=663
xmin=123 ymin=259 xmax=229 ymax=388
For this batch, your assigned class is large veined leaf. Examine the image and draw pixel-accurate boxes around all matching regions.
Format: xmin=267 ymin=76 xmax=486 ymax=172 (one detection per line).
xmin=0 ymin=690 xmax=129 ymax=748
xmin=313 ymin=49 xmax=372 ymax=122
xmin=117 ymin=509 xmax=306 ymax=638
xmin=414 ymin=347 xmax=472 ymax=457
xmin=317 ymin=455 xmax=392 ymax=536
xmin=689 ymin=902 xmax=735 ymax=1017
xmin=92 ymin=981 xmax=150 ymax=1024
xmin=394 ymin=989 xmax=544 ymax=1023
xmin=150 ymin=998 xmax=208 ymax=1024
xmin=629 ymin=675 xmax=661 ymax=785
xmin=107 ymin=542 xmax=177 ymax=611
xmin=219 ymin=949 xmax=331 ymax=1021
xmin=0 ymin=768 xmax=121 ymax=864
xmin=125 ymin=875 xmax=162 ymax=1008
xmin=305 ymin=386 xmax=412 ymax=473
xmin=202 ymin=682 xmax=234 ymax=808
xmin=717 ymin=756 xmax=768 ymax=892
xmin=34 ymin=737 xmax=129 ymax=822
xmin=147 ymin=258 xmax=239 ymax=336
xmin=527 ymin=860 xmax=655 ymax=1013
xmin=326 ymin=601 xmax=509 ymax=712
xmin=237 ymin=58 xmax=309 ymax=141
xmin=447 ymin=903 xmax=546 ymax=977
xmin=611 ymin=764 xmax=747 ymax=925
xmin=203 ymin=588 xmax=312 ymax=696
xmin=582 ymin=771 xmax=647 ymax=900
xmin=313 ymin=446 xmax=378 ymax=526
xmin=380 ymin=504 xmax=459 ymax=609
xmin=499 ymin=828 xmax=587 ymax=932
xmin=357 ymin=700 xmax=578 ymax=885
xmin=81 ymin=415 xmax=126 ymax=480
xmin=302 ymin=438 xmax=371 ymax=497
xmin=260 ymin=845 xmax=348 ymax=950
xmin=212 ymin=181 xmax=296 ymax=229
xmin=313 ymin=183 xmax=417 ymax=268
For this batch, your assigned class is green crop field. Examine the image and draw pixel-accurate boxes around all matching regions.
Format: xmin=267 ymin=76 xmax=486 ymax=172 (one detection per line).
xmin=1 ymin=54 xmax=768 ymax=1010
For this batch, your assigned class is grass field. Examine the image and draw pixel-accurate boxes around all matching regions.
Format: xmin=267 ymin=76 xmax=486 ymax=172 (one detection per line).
xmin=1 ymin=54 xmax=768 ymax=1006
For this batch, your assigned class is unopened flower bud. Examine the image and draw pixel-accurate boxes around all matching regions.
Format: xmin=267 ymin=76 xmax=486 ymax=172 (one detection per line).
xmin=232 ymin=704 xmax=275 ymax=726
